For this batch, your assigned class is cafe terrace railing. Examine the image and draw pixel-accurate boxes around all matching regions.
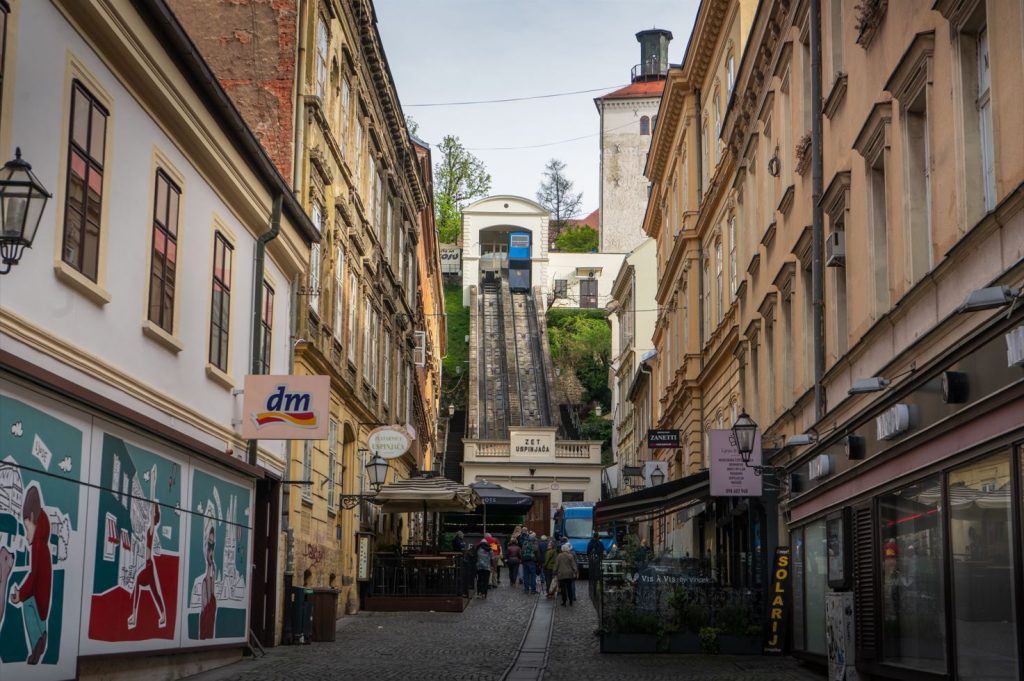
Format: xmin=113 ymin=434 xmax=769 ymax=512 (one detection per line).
xmin=369 ymin=552 xmax=468 ymax=598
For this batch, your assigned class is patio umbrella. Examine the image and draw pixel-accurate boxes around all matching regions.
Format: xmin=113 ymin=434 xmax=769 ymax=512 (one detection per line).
xmin=373 ymin=476 xmax=481 ymax=514
xmin=470 ymin=481 xmax=533 ymax=534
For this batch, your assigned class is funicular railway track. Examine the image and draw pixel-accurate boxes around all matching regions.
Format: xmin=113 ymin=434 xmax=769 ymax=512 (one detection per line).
xmin=479 ymin=281 xmax=510 ymax=439
xmin=508 ymin=287 xmax=549 ymax=427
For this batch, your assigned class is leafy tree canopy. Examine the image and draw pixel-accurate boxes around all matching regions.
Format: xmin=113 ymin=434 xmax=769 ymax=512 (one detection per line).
xmin=434 ymin=135 xmax=491 ymax=244
xmin=555 ymin=226 xmax=598 ymax=253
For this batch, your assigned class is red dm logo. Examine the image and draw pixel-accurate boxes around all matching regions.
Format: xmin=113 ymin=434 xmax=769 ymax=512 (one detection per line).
xmin=253 ymin=385 xmax=319 ymax=429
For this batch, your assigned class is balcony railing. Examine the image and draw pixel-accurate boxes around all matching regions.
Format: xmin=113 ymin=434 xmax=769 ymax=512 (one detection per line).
xmin=463 ymin=440 xmax=602 ymax=463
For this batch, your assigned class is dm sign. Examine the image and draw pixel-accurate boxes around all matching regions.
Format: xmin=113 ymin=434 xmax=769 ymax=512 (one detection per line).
xmin=765 ymin=546 xmax=791 ymax=654
xmin=647 ymin=429 xmax=680 ymax=449
xmin=368 ymin=425 xmax=413 ymax=460
xmin=241 ymin=374 xmax=330 ymax=440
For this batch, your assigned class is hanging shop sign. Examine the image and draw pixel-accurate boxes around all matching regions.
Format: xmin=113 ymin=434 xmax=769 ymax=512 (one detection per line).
xmin=709 ymin=429 xmax=763 ymax=497
xmin=808 ymin=454 xmax=833 ymax=481
xmin=764 ymin=546 xmax=790 ymax=654
xmin=368 ymin=426 xmax=413 ymax=460
xmin=875 ymin=403 xmax=911 ymax=441
xmin=440 ymin=244 xmax=462 ymax=275
xmin=647 ymin=429 xmax=681 ymax=449
xmin=241 ymin=374 xmax=330 ymax=440
xmin=357 ymin=532 xmax=373 ymax=581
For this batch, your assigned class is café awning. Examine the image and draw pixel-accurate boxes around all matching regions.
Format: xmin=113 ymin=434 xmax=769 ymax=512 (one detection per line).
xmin=470 ymin=481 xmax=534 ymax=510
xmin=373 ymin=476 xmax=480 ymax=514
xmin=594 ymin=469 xmax=710 ymax=525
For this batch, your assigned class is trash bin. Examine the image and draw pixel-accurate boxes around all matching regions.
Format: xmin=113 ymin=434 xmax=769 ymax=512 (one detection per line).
xmin=309 ymin=587 xmax=340 ymax=642
xmin=287 ymin=586 xmax=314 ymax=644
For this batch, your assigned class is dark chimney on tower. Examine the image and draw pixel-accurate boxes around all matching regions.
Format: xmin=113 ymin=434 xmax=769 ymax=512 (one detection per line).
xmin=633 ymin=28 xmax=673 ymax=82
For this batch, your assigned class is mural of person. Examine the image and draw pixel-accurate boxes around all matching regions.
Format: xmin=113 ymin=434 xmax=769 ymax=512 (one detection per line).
xmin=9 ymin=485 xmax=52 ymax=665
xmin=128 ymin=502 xmax=167 ymax=630
xmin=199 ymin=525 xmax=217 ymax=639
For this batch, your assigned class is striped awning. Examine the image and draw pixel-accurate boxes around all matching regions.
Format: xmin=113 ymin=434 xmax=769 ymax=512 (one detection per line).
xmin=373 ymin=476 xmax=481 ymax=514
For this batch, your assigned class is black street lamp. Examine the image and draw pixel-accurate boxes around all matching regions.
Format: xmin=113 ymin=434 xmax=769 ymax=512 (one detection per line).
xmin=730 ymin=409 xmax=787 ymax=480
xmin=0 ymin=148 xmax=52 ymax=274
xmin=650 ymin=466 xmax=666 ymax=487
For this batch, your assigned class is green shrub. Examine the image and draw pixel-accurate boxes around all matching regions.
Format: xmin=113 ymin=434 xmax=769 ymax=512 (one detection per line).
xmin=608 ymin=607 xmax=661 ymax=635
xmin=699 ymin=627 xmax=721 ymax=654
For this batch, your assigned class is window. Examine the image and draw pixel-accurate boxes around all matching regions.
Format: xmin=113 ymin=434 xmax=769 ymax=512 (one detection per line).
xmin=951 ymin=453 xmax=1015 ymax=680
xmin=904 ymin=87 xmax=932 ymax=283
xmin=781 ymin=292 xmax=792 ymax=400
xmin=868 ymin=149 xmax=890 ymax=315
xmin=682 ymin=283 xmax=689 ymax=349
xmin=801 ymin=266 xmax=812 ymax=386
xmin=702 ymin=260 xmax=710 ymax=341
xmin=652 ymin=115 xmax=658 ymax=133
xmin=713 ymin=93 xmax=721 ymax=164
xmin=362 ymin=300 xmax=372 ymax=382
xmin=148 ymin=170 xmax=181 ymax=333
xmin=715 ymin=242 xmax=723 ymax=323
xmin=726 ymin=53 xmax=735 ymax=96
xmin=340 ymin=78 xmax=350 ymax=149
xmin=0 ymin=2 xmax=9 ymax=130
xmin=879 ymin=476 xmax=946 ymax=672
xmin=62 ymin=80 xmax=109 ymax=281
xmin=208 ymin=232 xmax=233 ymax=372
xmin=701 ymin=122 xmax=710 ymax=193
xmin=553 ymin=279 xmax=567 ymax=298
xmin=405 ymin=363 xmax=412 ymax=424
xmin=580 ymin=278 xmax=598 ymax=308
xmin=828 ymin=0 xmax=843 ymax=83
xmin=316 ymin=15 xmax=329 ymax=100
xmin=347 ymin=272 xmax=358 ymax=364
xmin=333 ymin=243 xmax=344 ymax=339
xmin=977 ymin=25 xmax=994 ymax=210
xmin=327 ymin=419 xmax=338 ymax=510
xmin=765 ymin=320 xmax=775 ymax=417
xmin=803 ymin=521 xmax=827 ymax=655
xmin=309 ymin=243 xmax=321 ymax=314
xmin=953 ymin=5 xmax=994 ymax=221
xmin=728 ymin=217 xmax=737 ymax=299
xmin=382 ymin=330 xmax=391 ymax=407
xmin=374 ymin=170 xmax=384 ymax=234
xmin=354 ymin=117 xmax=364 ymax=187
xmin=259 ymin=281 xmax=274 ymax=374
xmin=640 ymin=115 xmax=650 ymax=135
xmin=301 ymin=441 xmax=313 ymax=502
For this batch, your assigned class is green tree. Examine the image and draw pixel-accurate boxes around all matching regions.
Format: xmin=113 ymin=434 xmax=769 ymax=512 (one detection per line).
xmin=536 ymin=158 xmax=584 ymax=227
xmin=405 ymin=115 xmax=420 ymax=137
xmin=554 ymin=226 xmax=598 ymax=253
xmin=434 ymin=135 xmax=491 ymax=244
xmin=547 ymin=309 xmax=611 ymax=409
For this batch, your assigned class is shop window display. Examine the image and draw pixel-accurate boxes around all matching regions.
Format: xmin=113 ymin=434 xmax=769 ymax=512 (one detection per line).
xmin=879 ymin=476 xmax=946 ymax=673
xmin=804 ymin=521 xmax=827 ymax=655
xmin=950 ymin=452 xmax=1016 ymax=680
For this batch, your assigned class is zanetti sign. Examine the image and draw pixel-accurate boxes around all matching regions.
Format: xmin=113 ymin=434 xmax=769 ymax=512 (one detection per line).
xmin=647 ymin=429 xmax=681 ymax=449
xmin=241 ymin=375 xmax=330 ymax=440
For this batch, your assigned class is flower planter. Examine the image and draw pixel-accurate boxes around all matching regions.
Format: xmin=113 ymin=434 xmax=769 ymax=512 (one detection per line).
xmin=718 ymin=634 xmax=762 ymax=655
xmin=667 ymin=632 xmax=701 ymax=653
xmin=600 ymin=633 xmax=659 ymax=653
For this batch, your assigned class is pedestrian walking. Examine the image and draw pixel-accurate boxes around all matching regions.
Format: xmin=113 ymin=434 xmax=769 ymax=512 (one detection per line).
xmin=452 ymin=531 xmax=466 ymax=553
xmin=475 ymin=540 xmax=492 ymax=598
xmin=505 ymin=539 xmax=521 ymax=587
xmin=486 ymin=534 xmax=501 ymax=586
xmin=537 ymin=534 xmax=549 ymax=590
xmin=521 ymin=533 xmax=538 ymax=593
xmin=555 ymin=544 xmax=579 ymax=606
xmin=586 ymin=531 xmax=605 ymax=611
xmin=543 ymin=539 xmax=558 ymax=599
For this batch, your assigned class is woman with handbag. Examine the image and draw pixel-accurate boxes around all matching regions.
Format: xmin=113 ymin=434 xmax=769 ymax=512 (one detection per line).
xmin=554 ymin=543 xmax=579 ymax=606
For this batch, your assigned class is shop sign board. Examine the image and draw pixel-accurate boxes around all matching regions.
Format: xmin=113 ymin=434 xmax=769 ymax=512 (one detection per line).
xmin=241 ymin=375 xmax=330 ymax=440
xmin=808 ymin=454 xmax=833 ymax=481
xmin=875 ymin=403 xmax=910 ymax=441
xmin=440 ymin=244 xmax=462 ymax=274
xmin=511 ymin=430 xmax=554 ymax=455
xmin=709 ymin=429 xmax=762 ymax=497
xmin=357 ymin=533 xmax=372 ymax=581
xmin=647 ymin=429 xmax=680 ymax=449
xmin=764 ymin=546 xmax=790 ymax=654
xmin=367 ymin=426 xmax=413 ymax=460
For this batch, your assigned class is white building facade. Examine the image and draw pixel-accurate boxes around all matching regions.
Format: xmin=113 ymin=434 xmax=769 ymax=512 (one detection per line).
xmin=0 ymin=1 xmax=315 ymax=678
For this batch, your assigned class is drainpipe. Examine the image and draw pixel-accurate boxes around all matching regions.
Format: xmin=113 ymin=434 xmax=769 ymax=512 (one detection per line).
xmin=810 ymin=0 xmax=825 ymax=421
xmin=292 ymin=0 xmax=308 ymax=191
xmin=694 ymin=88 xmax=707 ymax=467
xmin=247 ymin=195 xmax=283 ymax=467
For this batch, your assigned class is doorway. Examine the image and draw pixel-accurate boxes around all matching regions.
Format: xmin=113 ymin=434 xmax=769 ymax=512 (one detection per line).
xmin=250 ymin=477 xmax=281 ymax=646
xmin=525 ymin=493 xmax=551 ymax=536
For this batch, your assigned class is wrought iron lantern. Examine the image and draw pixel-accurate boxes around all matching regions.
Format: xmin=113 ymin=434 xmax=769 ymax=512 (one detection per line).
xmin=731 ymin=410 xmax=758 ymax=464
xmin=0 ymin=148 xmax=52 ymax=274
xmin=366 ymin=453 xmax=389 ymax=492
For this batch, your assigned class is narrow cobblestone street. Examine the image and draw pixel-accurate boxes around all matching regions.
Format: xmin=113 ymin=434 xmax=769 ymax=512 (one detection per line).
xmin=184 ymin=581 xmax=821 ymax=681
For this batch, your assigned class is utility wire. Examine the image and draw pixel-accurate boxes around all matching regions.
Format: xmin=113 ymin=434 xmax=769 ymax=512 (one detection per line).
xmin=465 ymin=118 xmax=643 ymax=151
xmin=405 ymin=84 xmax=629 ymax=107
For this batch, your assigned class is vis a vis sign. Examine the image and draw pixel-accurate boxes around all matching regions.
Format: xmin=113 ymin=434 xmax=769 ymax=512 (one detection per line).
xmin=241 ymin=375 xmax=330 ymax=440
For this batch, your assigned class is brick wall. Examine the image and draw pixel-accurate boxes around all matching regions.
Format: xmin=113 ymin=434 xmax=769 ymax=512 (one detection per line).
xmin=167 ymin=0 xmax=297 ymax=181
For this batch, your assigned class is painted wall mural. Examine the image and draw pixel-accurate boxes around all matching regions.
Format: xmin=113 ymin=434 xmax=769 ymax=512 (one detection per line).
xmin=185 ymin=468 xmax=251 ymax=642
xmin=0 ymin=393 xmax=86 ymax=681
xmin=88 ymin=433 xmax=182 ymax=643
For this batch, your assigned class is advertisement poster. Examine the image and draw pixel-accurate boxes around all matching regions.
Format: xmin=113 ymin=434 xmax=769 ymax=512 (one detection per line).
xmin=184 ymin=468 xmax=251 ymax=643
xmin=85 ymin=432 xmax=182 ymax=648
xmin=709 ymin=429 xmax=763 ymax=497
xmin=826 ymin=591 xmax=859 ymax=681
xmin=0 ymin=393 xmax=86 ymax=681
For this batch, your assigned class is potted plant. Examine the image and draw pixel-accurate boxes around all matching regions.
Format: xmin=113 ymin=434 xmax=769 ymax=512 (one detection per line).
xmin=665 ymin=587 xmax=704 ymax=653
xmin=699 ymin=626 xmax=721 ymax=654
xmin=600 ymin=606 xmax=661 ymax=653
xmin=716 ymin=605 xmax=762 ymax=655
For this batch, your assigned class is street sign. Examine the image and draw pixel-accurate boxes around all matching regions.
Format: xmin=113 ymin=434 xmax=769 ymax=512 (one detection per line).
xmin=368 ymin=425 xmax=413 ymax=459
xmin=241 ymin=374 xmax=330 ymax=440
xmin=708 ymin=429 xmax=763 ymax=497
xmin=647 ymin=429 xmax=680 ymax=449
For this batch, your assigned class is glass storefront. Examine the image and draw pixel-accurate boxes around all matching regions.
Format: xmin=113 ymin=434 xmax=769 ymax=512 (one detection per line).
xmin=879 ymin=475 xmax=946 ymax=672
xmin=951 ymin=452 xmax=1016 ymax=680
xmin=804 ymin=521 xmax=827 ymax=655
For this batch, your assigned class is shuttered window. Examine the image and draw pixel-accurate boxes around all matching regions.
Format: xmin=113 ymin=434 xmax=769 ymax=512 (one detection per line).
xmin=852 ymin=503 xmax=877 ymax=665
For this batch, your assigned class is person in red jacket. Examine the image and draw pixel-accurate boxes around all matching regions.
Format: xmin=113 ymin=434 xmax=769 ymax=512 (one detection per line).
xmin=10 ymin=485 xmax=51 ymax=665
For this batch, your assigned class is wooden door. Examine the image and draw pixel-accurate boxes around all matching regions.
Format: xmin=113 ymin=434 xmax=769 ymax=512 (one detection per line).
xmin=525 ymin=494 xmax=550 ymax=536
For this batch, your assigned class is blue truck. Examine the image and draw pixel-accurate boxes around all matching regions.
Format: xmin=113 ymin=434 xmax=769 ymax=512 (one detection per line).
xmin=554 ymin=502 xmax=615 ymax=573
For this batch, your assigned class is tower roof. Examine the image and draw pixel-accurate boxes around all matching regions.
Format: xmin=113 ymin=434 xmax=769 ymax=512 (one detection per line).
xmin=596 ymin=80 xmax=666 ymax=101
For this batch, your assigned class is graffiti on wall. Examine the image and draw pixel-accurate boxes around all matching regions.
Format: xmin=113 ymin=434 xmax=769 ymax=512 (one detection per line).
xmin=186 ymin=469 xmax=251 ymax=642
xmin=0 ymin=395 xmax=84 ymax=681
xmin=88 ymin=433 xmax=182 ymax=642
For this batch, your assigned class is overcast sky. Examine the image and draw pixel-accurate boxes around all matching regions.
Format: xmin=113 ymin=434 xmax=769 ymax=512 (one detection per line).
xmin=375 ymin=1 xmax=699 ymax=216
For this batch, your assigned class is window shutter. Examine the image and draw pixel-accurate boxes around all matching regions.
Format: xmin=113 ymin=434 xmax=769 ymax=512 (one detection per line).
xmin=414 ymin=331 xmax=426 ymax=367
xmin=852 ymin=503 xmax=878 ymax=665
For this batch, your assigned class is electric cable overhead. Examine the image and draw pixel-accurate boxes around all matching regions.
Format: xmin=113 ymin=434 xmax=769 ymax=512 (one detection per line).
xmin=465 ymin=118 xmax=642 ymax=151
xmin=405 ymin=84 xmax=630 ymax=107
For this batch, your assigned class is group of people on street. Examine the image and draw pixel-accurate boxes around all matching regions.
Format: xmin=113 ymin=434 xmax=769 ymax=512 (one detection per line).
xmin=454 ymin=525 xmax=584 ymax=607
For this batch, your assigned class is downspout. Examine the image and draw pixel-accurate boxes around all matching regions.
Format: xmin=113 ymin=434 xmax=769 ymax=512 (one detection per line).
xmin=247 ymin=194 xmax=283 ymax=466
xmin=694 ymin=88 xmax=707 ymax=465
xmin=292 ymin=0 xmax=308 ymax=191
xmin=810 ymin=0 xmax=826 ymax=420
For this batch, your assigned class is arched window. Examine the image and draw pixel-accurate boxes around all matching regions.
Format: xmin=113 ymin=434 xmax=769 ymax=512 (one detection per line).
xmin=640 ymin=115 xmax=650 ymax=135
xmin=727 ymin=53 xmax=736 ymax=95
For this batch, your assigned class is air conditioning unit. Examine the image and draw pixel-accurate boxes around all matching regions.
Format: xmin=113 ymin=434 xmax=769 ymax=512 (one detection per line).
xmin=826 ymin=230 xmax=845 ymax=267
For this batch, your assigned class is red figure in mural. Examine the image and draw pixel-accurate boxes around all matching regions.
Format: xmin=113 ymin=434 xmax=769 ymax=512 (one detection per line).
xmin=199 ymin=526 xmax=217 ymax=639
xmin=9 ymin=485 xmax=52 ymax=665
xmin=128 ymin=503 xmax=167 ymax=630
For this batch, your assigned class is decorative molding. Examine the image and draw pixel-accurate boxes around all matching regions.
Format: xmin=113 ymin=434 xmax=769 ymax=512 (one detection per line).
xmin=884 ymin=31 xmax=935 ymax=103
xmin=795 ymin=133 xmax=811 ymax=175
xmin=746 ymin=251 xmax=762 ymax=277
xmin=823 ymin=72 xmax=848 ymax=119
xmin=854 ymin=0 xmax=888 ymax=49
xmin=761 ymin=220 xmax=777 ymax=248
xmin=758 ymin=290 xmax=778 ymax=322
xmin=853 ymin=101 xmax=892 ymax=159
xmin=777 ymin=184 xmax=796 ymax=216
xmin=791 ymin=225 xmax=813 ymax=270
xmin=772 ymin=261 xmax=797 ymax=298
xmin=822 ymin=171 xmax=852 ymax=223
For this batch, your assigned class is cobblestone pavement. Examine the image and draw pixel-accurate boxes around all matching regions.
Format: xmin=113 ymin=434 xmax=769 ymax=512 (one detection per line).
xmin=183 ymin=578 xmax=824 ymax=681
xmin=546 ymin=581 xmax=822 ymax=681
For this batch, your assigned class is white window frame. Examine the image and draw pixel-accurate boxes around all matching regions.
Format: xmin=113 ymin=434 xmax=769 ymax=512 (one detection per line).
xmin=333 ymin=243 xmax=344 ymax=338
xmin=309 ymin=242 xmax=321 ymax=314
xmin=302 ymin=440 xmax=313 ymax=501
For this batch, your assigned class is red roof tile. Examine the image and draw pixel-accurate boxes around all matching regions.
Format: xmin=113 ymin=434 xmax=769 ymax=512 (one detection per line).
xmin=598 ymin=80 xmax=666 ymax=100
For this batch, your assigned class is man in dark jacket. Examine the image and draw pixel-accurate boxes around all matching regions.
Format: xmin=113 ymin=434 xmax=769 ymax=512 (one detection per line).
xmin=586 ymin=532 xmax=605 ymax=610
